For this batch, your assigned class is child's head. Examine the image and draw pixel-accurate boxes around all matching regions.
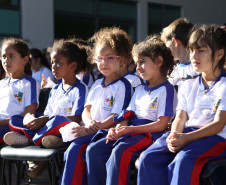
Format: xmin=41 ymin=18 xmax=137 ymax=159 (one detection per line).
xmin=188 ymin=25 xmax=226 ymax=73
xmin=161 ymin=18 xmax=193 ymax=60
xmin=50 ymin=39 xmax=90 ymax=79
xmin=90 ymin=27 xmax=133 ymax=76
xmin=1 ymin=38 xmax=31 ymax=77
xmin=30 ymin=48 xmax=51 ymax=71
xmin=132 ymin=34 xmax=175 ymax=80
xmin=68 ymin=37 xmax=94 ymax=74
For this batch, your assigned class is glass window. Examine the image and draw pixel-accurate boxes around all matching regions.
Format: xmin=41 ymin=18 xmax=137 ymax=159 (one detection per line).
xmin=0 ymin=9 xmax=20 ymax=35
xmin=99 ymin=0 xmax=136 ymax=19
xmin=54 ymin=0 xmax=137 ymax=41
xmin=55 ymin=15 xmax=95 ymax=40
xmin=0 ymin=0 xmax=19 ymax=6
xmin=148 ymin=3 xmax=180 ymax=34
xmin=54 ymin=0 xmax=95 ymax=14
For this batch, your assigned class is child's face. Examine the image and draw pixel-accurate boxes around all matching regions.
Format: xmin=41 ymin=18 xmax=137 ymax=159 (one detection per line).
xmin=1 ymin=45 xmax=27 ymax=78
xmin=134 ymin=55 xmax=161 ymax=81
xmin=190 ymin=39 xmax=216 ymax=74
xmin=51 ymin=51 xmax=76 ymax=80
xmin=94 ymin=45 xmax=121 ymax=78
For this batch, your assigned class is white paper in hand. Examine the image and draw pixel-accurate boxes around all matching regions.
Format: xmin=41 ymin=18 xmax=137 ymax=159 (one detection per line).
xmin=59 ymin=122 xmax=80 ymax=142
xmin=23 ymin=113 xmax=35 ymax=125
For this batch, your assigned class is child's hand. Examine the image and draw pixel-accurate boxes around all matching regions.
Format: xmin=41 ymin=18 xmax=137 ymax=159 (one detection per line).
xmin=41 ymin=74 xmax=47 ymax=88
xmin=115 ymin=126 xmax=127 ymax=136
xmin=88 ymin=120 xmax=101 ymax=131
xmin=106 ymin=128 xmax=117 ymax=144
xmin=166 ymin=132 xmax=189 ymax=153
xmin=72 ymin=126 xmax=90 ymax=138
xmin=26 ymin=117 xmax=45 ymax=130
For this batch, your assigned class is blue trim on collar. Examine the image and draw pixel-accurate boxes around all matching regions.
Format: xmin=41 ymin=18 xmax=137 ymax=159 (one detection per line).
xmin=144 ymin=80 xmax=169 ymax=92
xmin=199 ymin=71 xmax=225 ymax=91
xmin=177 ymin=61 xmax=191 ymax=67
xmin=101 ymin=77 xmax=124 ymax=87
xmin=60 ymin=78 xmax=80 ymax=94
xmin=7 ymin=74 xmax=28 ymax=84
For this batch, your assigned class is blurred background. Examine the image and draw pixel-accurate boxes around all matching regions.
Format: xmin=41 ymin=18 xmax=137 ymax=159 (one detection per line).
xmin=0 ymin=0 xmax=225 ymax=50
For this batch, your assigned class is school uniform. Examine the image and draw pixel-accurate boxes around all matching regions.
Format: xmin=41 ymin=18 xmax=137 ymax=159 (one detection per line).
xmin=9 ymin=79 xmax=87 ymax=145
xmin=123 ymin=72 xmax=143 ymax=88
xmin=169 ymin=62 xmax=199 ymax=89
xmin=76 ymin=73 xmax=94 ymax=89
xmin=138 ymin=72 xmax=226 ymax=185
xmin=60 ymin=77 xmax=132 ymax=185
xmin=86 ymin=80 xmax=177 ymax=185
xmin=0 ymin=75 xmax=40 ymax=143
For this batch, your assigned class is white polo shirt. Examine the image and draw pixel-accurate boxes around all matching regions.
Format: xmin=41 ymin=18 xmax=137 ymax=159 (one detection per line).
xmin=85 ymin=77 xmax=132 ymax=124
xmin=123 ymin=72 xmax=143 ymax=88
xmin=177 ymin=72 xmax=226 ymax=139
xmin=76 ymin=73 xmax=94 ymax=89
xmin=44 ymin=79 xmax=87 ymax=117
xmin=0 ymin=75 xmax=40 ymax=120
xmin=127 ymin=81 xmax=177 ymax=121
xmin=169 ymin=62 xmax=199 ymax=87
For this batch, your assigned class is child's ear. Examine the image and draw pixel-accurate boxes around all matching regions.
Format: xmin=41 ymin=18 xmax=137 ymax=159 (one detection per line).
xmin=172 ymin=38 xmax=179 ymax=47
xmin=71 ymin=61 xmax=77 ymax=70
xmin=216 ymin=49 xmax=224 ymax=60
xmin=155 ymin=56 xmax=163 ymax=66
xmin=23 ymin=56 xmax=29 ymax=64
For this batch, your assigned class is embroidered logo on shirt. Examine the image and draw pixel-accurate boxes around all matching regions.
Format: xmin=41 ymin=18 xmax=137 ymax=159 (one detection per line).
xmin=105 ymin=96 xmax=115 ymax=107
xmin=150 ymin=97 xmax=158 ymax=109
xmin=14 ymin=92 xmax=23 ymax=102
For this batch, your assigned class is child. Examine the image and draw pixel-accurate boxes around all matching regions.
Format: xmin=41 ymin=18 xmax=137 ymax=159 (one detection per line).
xmin=69 ymin=38 xmax=95 ymax=89
xmin=30 ymin=48 xmax=55 ymax=86
xmin=138 ymin=25 xmax=226 ymax=185
xmin=85 ymin=35 xmax=177 ymax=185
xmin=60 ymin=27 xmax=133 ymax=185
xmin=161 ymin=18 xmax=199 ymax=89
xmin=0 ymin=38 xmax=40 ymax=144
xmin=4 ymin=39 xmax=90 ymax=148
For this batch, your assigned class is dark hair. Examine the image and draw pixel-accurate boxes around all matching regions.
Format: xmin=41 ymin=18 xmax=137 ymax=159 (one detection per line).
xmin=51 ymin=39 xmax=91 ymax=74
xmin=1 ymin=38 xmax=32 ymax=76
xmin=68 ymin=38 xmax=94 ymax=73
xmin=89 ymin=27 xmax=133 ymax=68
xmin=132 ymin=34 xmax=175 ymax=79
xmin=30 ymin=48 xmax=51 ymax=69
xmin=188 ymin=24 xmax=226 ymax=71
xmin=161 ymin=18 xmax=193 ymax=47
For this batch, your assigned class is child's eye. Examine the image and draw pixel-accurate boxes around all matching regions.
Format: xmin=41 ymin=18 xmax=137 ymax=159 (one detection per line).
xmin=106 ymin=56 xmax=114 ymax=62
xmin=9 ymin=54 xmax=14 ymax=59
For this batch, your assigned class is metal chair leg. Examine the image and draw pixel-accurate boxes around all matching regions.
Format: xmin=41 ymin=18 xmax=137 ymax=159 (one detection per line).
xmin=1 ymin=159 xmax=6 ymax=185
xmin=50 ymin=159 xmax=57 ymax=185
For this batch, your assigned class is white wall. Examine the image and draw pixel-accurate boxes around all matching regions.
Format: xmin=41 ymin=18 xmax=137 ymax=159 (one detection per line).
xmin=21 ymin=0 xmax=54 ymax=50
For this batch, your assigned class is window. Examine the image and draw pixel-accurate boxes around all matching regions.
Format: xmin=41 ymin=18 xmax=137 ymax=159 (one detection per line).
xmin=148 ymin=3 xmax=180 ymax=34
xmin=54 ymin=0 xmax=137 ymax=41
xmin=0 ymin=0 xmax=20 ymax=36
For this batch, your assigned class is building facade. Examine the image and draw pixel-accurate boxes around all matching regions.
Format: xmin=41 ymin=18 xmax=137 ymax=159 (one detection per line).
xmin=0 ymin=0 xmax=225 ymax=49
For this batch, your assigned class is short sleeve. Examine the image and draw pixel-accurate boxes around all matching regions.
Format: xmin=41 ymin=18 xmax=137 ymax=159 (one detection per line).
xmin=176 ymin=81 xmax=188 ymax=112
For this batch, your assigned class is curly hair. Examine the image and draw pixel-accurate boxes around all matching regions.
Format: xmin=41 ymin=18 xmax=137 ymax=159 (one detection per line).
xmin=89 ymin=27 xmax=133 ymax=68
xmin=1 ymin=37 xmax=32 ymax=76
xmin=188 ymin=24 xmax=226 ymax=71
xmin=132 ymin=34 xmax=175 ymax=79
xmin=51 ymin=39 xmax=92 ymax=74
